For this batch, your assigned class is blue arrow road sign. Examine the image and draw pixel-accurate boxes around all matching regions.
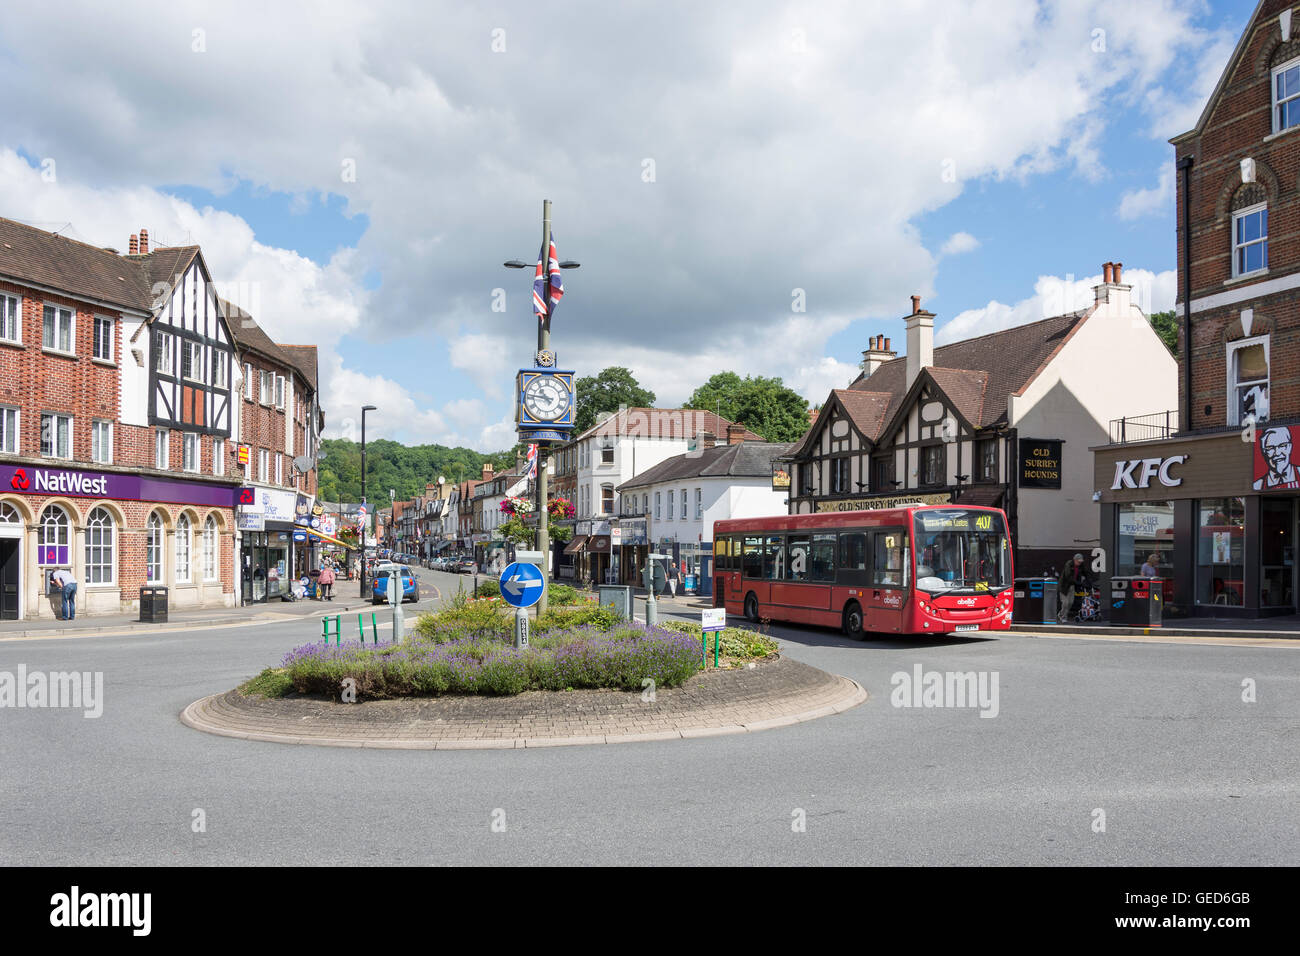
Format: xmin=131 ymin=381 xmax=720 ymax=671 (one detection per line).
xmin=499 ymin=561 xmax=545 ymax=608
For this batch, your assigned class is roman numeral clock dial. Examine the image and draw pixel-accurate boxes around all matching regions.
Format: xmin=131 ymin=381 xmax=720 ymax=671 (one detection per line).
xmin=523 ymin=375 xmax=571 ymax=422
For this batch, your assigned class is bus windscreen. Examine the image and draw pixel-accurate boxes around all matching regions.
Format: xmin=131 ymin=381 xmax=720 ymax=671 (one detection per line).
xmin=913 ymin=509 xmax=1010 ymax=595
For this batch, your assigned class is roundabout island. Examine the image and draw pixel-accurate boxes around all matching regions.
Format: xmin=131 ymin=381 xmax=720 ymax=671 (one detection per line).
xmin=181 ymin=586 xmax=866 ymax=750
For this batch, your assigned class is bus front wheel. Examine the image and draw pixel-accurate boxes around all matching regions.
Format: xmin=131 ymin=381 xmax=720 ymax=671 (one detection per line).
xmin=744 ymin=593 xmax=759 ymax=622
xmin=843 ymin=602 xmax=865 ymax=640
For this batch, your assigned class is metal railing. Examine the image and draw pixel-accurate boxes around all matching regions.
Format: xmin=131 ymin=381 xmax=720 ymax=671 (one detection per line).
xmin=1109 ymin=410 xmax=1178 ymax=444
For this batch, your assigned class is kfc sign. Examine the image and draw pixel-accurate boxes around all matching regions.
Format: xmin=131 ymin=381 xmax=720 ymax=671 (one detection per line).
xmin=1111 ymin=456 xmax=1188 ymax=490
xmin=1254 ymin=425 xmax=1300 ymax=491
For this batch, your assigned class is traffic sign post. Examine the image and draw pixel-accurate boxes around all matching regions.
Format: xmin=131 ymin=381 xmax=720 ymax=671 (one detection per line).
xmin=499 ymin=561 xmax=544 ymax=649
xmin=389 ymin=572 xmax=404 ymax=642
xmin=643 ymin=552 xmax=669 ymax=628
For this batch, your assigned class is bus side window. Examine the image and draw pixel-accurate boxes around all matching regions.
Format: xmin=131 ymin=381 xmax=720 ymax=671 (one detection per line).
xmin=872 ymin=530 xmax=905 ymax=587
xmin=838 ymin=532 xmax=868 ymax=586
xmin=787 ymin=535 xmax=810 ymax=582
xmin=714 ymin=536 xmax=730 ymax=571
xmin=764 ymin=535 xmax=785 ymax=580
xmin=743 ymin=536 xmax=762 ymax=578
xmin=810 ymin=533 xmax=836 ymax=581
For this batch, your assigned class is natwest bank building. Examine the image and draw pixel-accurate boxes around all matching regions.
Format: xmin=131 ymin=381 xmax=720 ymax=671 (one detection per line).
xmin=0 ymin=461 xmax=237 ymax=620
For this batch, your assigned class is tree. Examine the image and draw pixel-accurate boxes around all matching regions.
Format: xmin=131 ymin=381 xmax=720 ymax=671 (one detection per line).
xmin=573 ymin=367 xmax=656 ymax=434
xmin=1148 ymin=310 xmax=1177 ymax=355
xmin=685 ymin=372 xmax=812 ymax=443
xmin=316 ymin=438 xmax=516 ymax=503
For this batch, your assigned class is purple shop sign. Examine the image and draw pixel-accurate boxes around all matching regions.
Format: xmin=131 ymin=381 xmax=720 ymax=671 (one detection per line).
xmin=1 ymin=463 xmax=237 ymax=509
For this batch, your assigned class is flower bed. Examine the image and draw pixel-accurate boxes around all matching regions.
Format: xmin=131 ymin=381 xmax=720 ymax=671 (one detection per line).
xmin=253 ymin=622 xmax=703 ymax=700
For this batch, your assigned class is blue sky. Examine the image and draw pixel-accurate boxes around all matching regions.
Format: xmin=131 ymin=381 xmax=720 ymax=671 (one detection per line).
xmin=0 ymin=0 xmax=1253 ymax=449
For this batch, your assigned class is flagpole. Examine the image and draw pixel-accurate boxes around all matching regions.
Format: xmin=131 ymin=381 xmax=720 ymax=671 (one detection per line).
xmin=536 ymin=199 xmax=551 ymax=619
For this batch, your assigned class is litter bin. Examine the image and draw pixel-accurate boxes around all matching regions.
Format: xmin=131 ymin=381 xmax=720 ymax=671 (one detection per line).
xmin=1012 ymin=576 xmax=1058 ymax=624
xmin=684 ymin=573 xmax=697 ymax=594
xmin=1109 ymin=576 xmax=1163 ymax=627
xmin=598 ymin=584 xmax=632 ymax=619
xmin=139 ymin=586 xmax=168 ymax=623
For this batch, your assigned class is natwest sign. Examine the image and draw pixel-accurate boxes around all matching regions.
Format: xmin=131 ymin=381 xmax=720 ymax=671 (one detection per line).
xmin=1110 ymin=456 xmax=1188 ymax=490
xmin=0 ymin=463 xmax=237 ymax=508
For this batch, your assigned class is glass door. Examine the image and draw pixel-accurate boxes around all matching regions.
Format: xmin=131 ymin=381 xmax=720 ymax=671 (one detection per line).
xmin=1260 ymin=498 xmax=1294 ymax=609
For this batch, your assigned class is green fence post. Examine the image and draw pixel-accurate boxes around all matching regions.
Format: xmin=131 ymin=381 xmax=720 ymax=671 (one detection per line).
xmin=372 ymin=612 xmax=379 ymax=643
xmin=714 ymin=631 xmax=719 ymax=669
xmin=358 ymin=613 xmax=365 ymax=643
xmin=701 ymin=634 xmax=707 ymax=670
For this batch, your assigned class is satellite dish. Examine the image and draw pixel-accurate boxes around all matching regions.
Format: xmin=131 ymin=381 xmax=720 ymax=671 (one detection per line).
xmin=293 ymin=455 xmax=315 ymax=473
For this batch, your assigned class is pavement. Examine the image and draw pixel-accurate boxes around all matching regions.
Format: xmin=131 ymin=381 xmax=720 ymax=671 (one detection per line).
xmin=1 ymin=566 xmax=1297 ymax=865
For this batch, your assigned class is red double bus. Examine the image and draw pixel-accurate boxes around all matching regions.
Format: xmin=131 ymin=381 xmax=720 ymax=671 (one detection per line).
xmin=712 ymin=505 xmax=1014 ymax=637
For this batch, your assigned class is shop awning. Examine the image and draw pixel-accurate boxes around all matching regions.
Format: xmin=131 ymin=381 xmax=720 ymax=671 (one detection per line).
xmin=587 ymin=535 xmax=611 ymax=553
xmin=955 ymin=486 xmax=1004 ymax=508
xmin=564 ymin=535 xmax=588 ymax=555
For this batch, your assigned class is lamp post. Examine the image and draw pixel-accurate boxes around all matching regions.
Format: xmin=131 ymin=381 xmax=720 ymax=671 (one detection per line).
xmin=504 ymin=200 xmax=580 ymax=618
xmin=359 ymin=404 xmax=377 ymax=598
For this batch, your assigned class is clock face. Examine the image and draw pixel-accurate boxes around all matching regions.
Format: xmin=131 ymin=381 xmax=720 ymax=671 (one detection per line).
xmin=523 ymin=375 xmax=571 ymax=421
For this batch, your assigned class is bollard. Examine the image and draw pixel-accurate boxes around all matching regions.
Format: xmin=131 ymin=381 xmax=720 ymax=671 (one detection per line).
xmin=370 ymin=612 xmax=378 ymax=643
xmin=358 ymin=613 xmax=366 ymax=643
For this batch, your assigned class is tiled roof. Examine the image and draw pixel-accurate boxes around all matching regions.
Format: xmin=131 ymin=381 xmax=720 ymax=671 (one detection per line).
xmin=221 ymin=299 xmax=295 ymax=368
xmin=279 ymin=344 xmax=319 ymax=391
xmin=0 ymin=216 xmax=154 ymax=312
xmin=617 ymin=442 xmax=792 ymax=491
xmin=848 ymin=309 xmax=1088 ymax=429
xmin=577 ymin=407 xmax=763 ymax=443
xmin=785 ymin=389 xmax=891 ymax=459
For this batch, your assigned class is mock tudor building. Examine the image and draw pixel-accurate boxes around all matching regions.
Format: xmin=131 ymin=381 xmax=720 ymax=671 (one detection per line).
xmin=0 ymin=220 xmax=241 ymax=620
xmin=786 ymin=279 xmax=1178 ymax=574
xmin=1092 ymin=1 xmax=1300 ymax=618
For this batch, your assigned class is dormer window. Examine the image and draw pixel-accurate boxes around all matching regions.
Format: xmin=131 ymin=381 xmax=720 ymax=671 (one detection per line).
xmin=1274 ymin=57 xmax=1300 ymax=133
xmin=1232 ymin=204 xmax=1268 ymax=277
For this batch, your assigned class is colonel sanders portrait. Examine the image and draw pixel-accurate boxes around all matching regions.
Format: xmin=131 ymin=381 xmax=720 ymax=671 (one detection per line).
xmin=1254 ymin=426 xmax=1300 ymax=490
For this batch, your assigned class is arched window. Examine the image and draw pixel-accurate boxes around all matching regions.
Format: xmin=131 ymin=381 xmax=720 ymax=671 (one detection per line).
xmin=202 ymin=517 xmax=218 ymax=581
xmin=0 ymin=502 xmax=19 ymax=523
xmin=175 ymin=514 xmax=192 ymax=583
xmin=38 ymin=505 xmax=70 ymax=566
xmin=146 ymin=513 xmax=164 ymax=583
xmin=85 ymin=507 xmax=115 ymax=584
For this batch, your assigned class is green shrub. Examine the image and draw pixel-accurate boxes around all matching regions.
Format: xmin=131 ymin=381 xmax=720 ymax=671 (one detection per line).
xmin=658 ymin=621 xmax=778 ymax=661
xmin=535 ymin=602 xmax=620 ymax=632
xmin=240 ymin=668 xmax=293 ymax=698
xmin=547 ymin=583 xmax=582 ymax=605
xmin=476 ymin=578 xmax=501 ymax=598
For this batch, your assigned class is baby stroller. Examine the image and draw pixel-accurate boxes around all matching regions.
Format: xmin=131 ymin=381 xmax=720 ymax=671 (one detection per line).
xmin=1075 ymin=586 xmax=1102 ymax=623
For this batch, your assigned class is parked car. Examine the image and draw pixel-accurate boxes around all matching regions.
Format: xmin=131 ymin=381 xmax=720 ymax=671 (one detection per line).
xmin=371 ymin=563 xmax=419 ymax=604
xmin=458 ymin=559 xmax=476 ymax=574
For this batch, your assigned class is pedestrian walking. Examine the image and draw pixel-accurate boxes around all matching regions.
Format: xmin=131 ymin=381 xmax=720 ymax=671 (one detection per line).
xmin=667 ymin=561 xmax=679 ymax=599
xmin=51 ymin=568 xmax=77 ymax=620
xmin=318 ymin=563 xmax=336 ymax=601
xmin=1057 ymin=553 xmax=1093 ymax=623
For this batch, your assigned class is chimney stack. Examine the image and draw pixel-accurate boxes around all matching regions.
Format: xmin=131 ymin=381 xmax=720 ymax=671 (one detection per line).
xmin=904 ymin=295 xmax=934 ymax=390
xmin=727 ymin=423 xmax=746 ymax=445
xmin=139 ymin=228 xmax=149 ymax=254
xmin=700 ymin=430 xmax=717 ymax=449
xmin=861 ymin=332 xmax=899 ymax=377
xmin=1113 ymin=262 xmax=1123 ymax=284
xmin=128 ymin=234 xmax=138 ymax=255
xmin=1094 ymin=261 xmax=1133 ymax=313
xmin=481 ymin=462 xmax=494 ymax=480
xmin=1103 ymin=262 xmax=1113 ymax=284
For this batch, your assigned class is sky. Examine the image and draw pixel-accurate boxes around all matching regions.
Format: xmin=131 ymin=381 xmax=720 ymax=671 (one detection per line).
xmin=0 ymin=0 xmax=1250 ymax=451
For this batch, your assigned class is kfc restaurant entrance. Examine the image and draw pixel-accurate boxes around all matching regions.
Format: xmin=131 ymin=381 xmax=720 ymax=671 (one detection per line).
xmin=1093 ymin=426 xmax=1300 ymax=618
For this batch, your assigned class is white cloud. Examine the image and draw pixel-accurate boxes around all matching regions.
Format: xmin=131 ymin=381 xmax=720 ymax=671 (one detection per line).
xmin=939 ymin=231 xmax=980 ymax=256
xmin=937 ymin=267 xmax=1177 ymax=344
xmin=1118 ymin=165 xmax=1174 ymax=221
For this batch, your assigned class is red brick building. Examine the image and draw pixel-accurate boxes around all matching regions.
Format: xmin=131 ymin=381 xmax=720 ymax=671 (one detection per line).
xmin=0 ymin=220 xmax=240 ymax=620
xmin=1095 ymin=0 xmax=1300 ymax=617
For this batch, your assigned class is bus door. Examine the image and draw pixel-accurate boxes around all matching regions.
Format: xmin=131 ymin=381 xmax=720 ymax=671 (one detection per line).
xmin=737 ymin=534 xmax=762 ymax=609
xmin=780 ymin=533 xmax=832 ymax=625
xmin=865 ymin=528 xmax=908 ymax=633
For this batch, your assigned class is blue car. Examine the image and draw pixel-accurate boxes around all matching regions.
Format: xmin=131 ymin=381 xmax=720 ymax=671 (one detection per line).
xmin=371 ymin=564 xmax=419 ymax=604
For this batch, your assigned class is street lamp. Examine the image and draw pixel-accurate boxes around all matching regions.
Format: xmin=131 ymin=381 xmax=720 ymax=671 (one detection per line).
xmin=359 ymin=404 xmax=377 ymax=598
xmin=503 ymin=202 xmax=580 ymax=618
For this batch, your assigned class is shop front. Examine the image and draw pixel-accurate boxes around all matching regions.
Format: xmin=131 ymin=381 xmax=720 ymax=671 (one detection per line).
xmin=238 ymin=488 xmax=300 ymax=604
xmin=1093 ymin=428 xmax=1292 ymax=618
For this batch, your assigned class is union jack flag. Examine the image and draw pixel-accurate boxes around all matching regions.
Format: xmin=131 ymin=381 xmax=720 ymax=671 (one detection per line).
xmin=532 ymin=234 xmax=564 ymax=323
xmin=525 ymin=443 xmax=538 ymax=479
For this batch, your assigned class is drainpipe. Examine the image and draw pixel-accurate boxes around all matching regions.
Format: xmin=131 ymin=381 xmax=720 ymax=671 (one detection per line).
xmin=1177 ymin=155 xmax=1194 ymax=430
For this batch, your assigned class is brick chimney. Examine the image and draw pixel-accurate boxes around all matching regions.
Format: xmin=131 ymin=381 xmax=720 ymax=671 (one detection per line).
xmin=905 ymin=296 xmax=934 ymax=390
xmin=727 ymin=423 xmax=746 ymax=445
xmin=138 ymin=228 xmax=149 ymax=254
xmin=700 ymin=431 xmax=717 ymax=449
xmin=481 ymin=462 xmax=494 ymax=480
xmin=860 ymin=333 xmax=898 ymax=377
xmin=128 ymin=233 xmax=138 ymax=255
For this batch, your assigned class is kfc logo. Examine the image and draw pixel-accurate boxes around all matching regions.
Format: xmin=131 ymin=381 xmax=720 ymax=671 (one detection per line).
xmin=10 ymin=468 xmax=29 ymax=491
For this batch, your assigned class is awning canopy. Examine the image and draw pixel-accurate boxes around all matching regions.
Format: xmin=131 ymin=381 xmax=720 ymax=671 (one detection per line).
xmin=587 ymin=535 xmax=611 ymax=553
xmin=564 ymin=535 xmax=588 ymax=555
xmin=955 ymin=486 xmax=1004 ymax=507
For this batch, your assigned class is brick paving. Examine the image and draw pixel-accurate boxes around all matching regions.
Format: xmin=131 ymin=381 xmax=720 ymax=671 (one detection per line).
xmin=182 ymin=656 xmax=866 ymax=749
